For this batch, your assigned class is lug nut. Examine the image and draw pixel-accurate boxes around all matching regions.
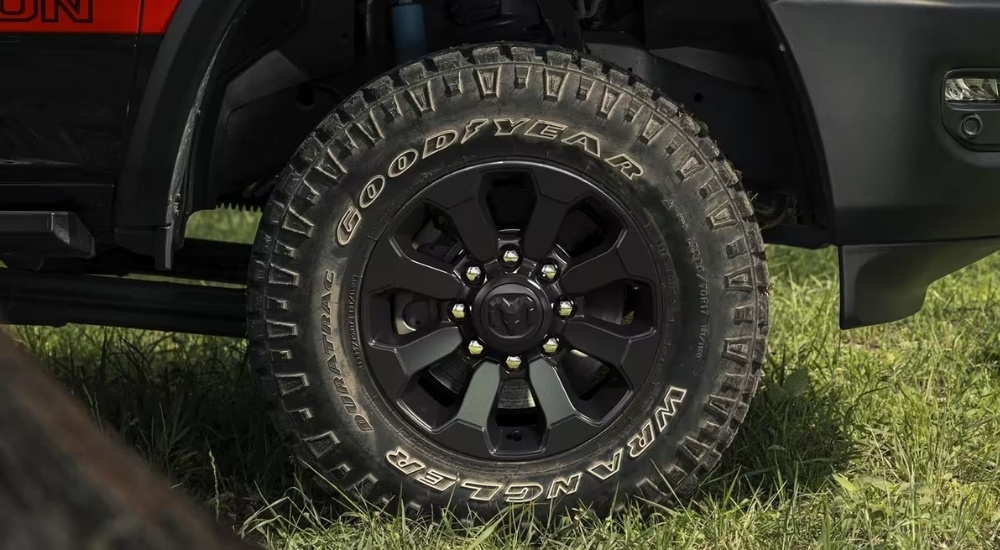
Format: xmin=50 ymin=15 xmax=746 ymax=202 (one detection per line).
xmin=450 ymin=303 xmax=468 ymax=320
xmin=556 ymin=299 xmax=575 ymax=318
xmin=465 ymin=265 xmax=483 ymax=284
xmin=539 ymin=263 xmax=559 ymax=282
xmin=467 ymin=340 xmax=485 ymax=356
xmin=501 ymin=248 xmax=520 ymax=267
xmin=542 ymin=337 xmax=560 ymax=355
xmin=505 ymin=355 xmax=523 ymax=370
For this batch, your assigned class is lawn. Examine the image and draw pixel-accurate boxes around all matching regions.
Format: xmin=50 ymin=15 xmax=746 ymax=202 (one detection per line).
xmin=10 ymin=209 xmax=1000 ymax=549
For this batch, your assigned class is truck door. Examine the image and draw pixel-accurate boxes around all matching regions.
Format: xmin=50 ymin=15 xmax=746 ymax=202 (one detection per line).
xmin=0 ymin=0 xmax=177 ymax=234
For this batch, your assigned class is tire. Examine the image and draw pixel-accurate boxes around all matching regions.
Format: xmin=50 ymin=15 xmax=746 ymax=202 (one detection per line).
xmin=247 ymin=43 xmax=769 ymax=519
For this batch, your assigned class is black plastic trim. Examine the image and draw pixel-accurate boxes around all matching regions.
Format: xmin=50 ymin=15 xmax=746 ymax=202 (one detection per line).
xmin=196 ymin=0 xmax=354 ymax=213
xmin=840 ymin=238 xmax=1000 ymax=329
xmin=0 ymin=269 xmax=245 ymax=337
xmin=115 ymin=0 xmax=246 ymax=258
xmin=0 ymin=183 xmax=114 ymax=242
xmin=0 ymin=212 xmax=94 ymax=259
xmin=33 ymin=239 xmax=250 ymax=285
xmin=770 ymin=0 xmax=1000 ymax=244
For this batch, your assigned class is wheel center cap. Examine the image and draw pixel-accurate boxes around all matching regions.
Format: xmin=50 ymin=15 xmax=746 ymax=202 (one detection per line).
xmin=474 ymin=281 xmax=550 ymax=353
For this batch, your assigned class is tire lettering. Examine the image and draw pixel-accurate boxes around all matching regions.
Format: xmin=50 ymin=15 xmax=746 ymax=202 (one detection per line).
xmin=587 ymin=448 xmax=623 ymax=481
xmin=461 ymin=118 xmax=490 ymax=144
xmin=339 ymin=393 xmax=356 ymax=413
xmin=606 ymin=153 xmax=644 ymax=180
xmin=336 ymin=205 xmax=361 ymax=246
xmin=355 ymin=416 xmax=373 ymax=432
xmin=504 ymin=483 xmax=544 ymax=503
xmin=422 ymin=130 xmax=458 ymax=158
xmin=626 ymin=419 xmax=655 ymax=458
xmin=460 ymin=480 xmax=503 ymax=501
xmin=525 ymin=119 xmax=567 ymax=140
xmin=416 ymin=469 xmax=459 ymax=492
xmin=493 ymin=117 xmax=531 ymax=136
xmin=386 ymin=447 xmax=426 ymax=475
xmin=358 ymin=175 xmax=385 ymax=209
xmin=547 ymin=473 xmax=581 ymax=499
xmin=387 ymin=149 xmax=419 ymax=178
xmin=562 ymin=131 xmax=602 ymax=158
xmin=654 ymin=386 xmax=689 ymax=432
xmin=335 ymin=119 xmax=650 ymax=248
xmin=315 ymin=275 xmax=372 ymax=433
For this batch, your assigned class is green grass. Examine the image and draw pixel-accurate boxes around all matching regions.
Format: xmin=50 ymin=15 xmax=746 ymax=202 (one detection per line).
xmin=11 ymin=209 xmax=1000 ymax=549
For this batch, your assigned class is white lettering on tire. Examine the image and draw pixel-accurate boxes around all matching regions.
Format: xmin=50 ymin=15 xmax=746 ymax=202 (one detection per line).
xmin=336 ymin=206 xmax=362 ymax=246
xmin=547 ymin=473 xmax=581 ymax=499
xmin=606 ymin=153 xmax=644 ymax=180
xmin=626 ymin=419 xmax=656 ymax=458
xmin=504 ymin=483 xmax=544 ymax=503
xmin=422 ymin=130 xmax=459 ymax=158
xmin=387 ymin=148 xmax=419 ymax=177
xmin=654 ymin=386 xmax=689 ymax=431
xmin=561 ymin=131 xmax=602 ymax=158
xmin=587 ymin=448 xmax=624 ymax=481
xmin=334 ymin=117 xmax=645 ymax=248
xmin=382 ymin=385 xmax=689 ymax=503
xmin=415 ymin=469 xmax=459 ymax=492
xmin=525 ymin=119 xmax=568 ymax=140
xmin=460 ymin=480 xmax=504 ymax=501
xmin=461 ymin=118 xmax=490 ymax=143
xmin=493 ymin=117 xmax=531 ymax=135
xmin=385 ymin=447 xmax=425 ymax=475
xmin=358 ymin=175 xmax=385 ymax=209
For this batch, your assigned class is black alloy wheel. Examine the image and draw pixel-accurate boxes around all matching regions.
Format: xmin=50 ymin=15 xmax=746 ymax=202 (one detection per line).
xmin=361 ymin=160 xmax=664 ymax=461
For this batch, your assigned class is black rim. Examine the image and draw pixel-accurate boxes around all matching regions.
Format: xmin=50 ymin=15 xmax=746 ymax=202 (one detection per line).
xmin=360 ymin=160 xmax=665 ymax=460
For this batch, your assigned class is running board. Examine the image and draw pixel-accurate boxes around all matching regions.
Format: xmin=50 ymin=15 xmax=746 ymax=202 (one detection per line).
xmin=0 ymin=269 xmax=245 ymax=337
xmin=0 ymin=212 xmax=94 ymax=259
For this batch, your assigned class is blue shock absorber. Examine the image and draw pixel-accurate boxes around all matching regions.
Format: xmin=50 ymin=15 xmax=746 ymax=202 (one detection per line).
xmin=391 ymin=0 xmax=427 ymax=64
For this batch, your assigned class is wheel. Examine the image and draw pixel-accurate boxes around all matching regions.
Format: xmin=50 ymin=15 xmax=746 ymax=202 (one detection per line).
xmin=247 ymin=43 xmax=769 ymax=518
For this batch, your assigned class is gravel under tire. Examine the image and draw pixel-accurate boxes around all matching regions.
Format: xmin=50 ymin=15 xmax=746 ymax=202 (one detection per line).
xmin=247 ymin=43 xmax=769 ymax=519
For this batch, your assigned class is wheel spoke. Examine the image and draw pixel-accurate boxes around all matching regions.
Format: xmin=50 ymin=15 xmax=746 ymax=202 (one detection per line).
xmin=559 ymin=228 xmax=658 ymax=294
xmin=367 ymin=326 xmax=463 ymax=398
xmin=561 ymin=317 xmax=659 ymax=388
xmin=432 ymin=362 xmax=501 ymax=458
xmin=364 ymin=237 xmax=464 ymax=300
xmin=528 ymin=359 xmax=601 ymax=452
xmin=522 ymin=168 xmax=590 ymax=258
xmin=421 ymin=169 xmax=498 ymax=263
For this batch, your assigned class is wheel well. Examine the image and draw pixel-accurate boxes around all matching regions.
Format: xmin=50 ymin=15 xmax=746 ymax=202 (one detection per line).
xmin=177 ymin=0 xmax=829 ymax=252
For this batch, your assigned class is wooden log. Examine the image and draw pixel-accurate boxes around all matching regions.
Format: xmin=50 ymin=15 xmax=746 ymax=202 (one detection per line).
xmin=0 ymin=332 xmax=258 ymax=550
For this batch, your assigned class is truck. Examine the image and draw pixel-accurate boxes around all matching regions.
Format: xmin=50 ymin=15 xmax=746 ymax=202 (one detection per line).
xmin=2 ymin=0 xmax=997 ymax=518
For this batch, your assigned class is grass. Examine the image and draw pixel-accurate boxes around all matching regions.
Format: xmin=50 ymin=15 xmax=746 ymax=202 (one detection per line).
xmin=10 ymin=209 xmax=1000 ymax=549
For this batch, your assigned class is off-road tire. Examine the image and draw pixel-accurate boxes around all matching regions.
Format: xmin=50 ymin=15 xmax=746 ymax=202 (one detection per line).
xmin=247 ymin=43 xmax=769 ymax=519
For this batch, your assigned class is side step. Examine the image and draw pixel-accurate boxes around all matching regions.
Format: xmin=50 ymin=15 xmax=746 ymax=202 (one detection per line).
xmin=0 ymin=269 xmax=246 ymax=337
xmin=0 ymin=212 xmax=94 ymax=258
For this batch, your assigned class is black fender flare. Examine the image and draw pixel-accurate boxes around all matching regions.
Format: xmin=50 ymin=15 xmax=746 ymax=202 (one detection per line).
xmin=115 ymin=0 xmax=246 ymax=268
